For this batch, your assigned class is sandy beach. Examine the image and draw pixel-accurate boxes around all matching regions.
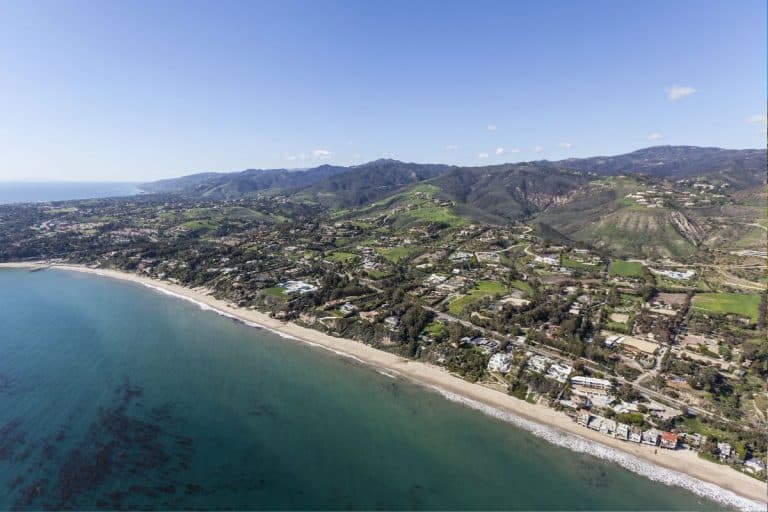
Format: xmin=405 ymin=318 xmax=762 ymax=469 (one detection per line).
xmin=2 ymin=262 xmax=766 ymax=509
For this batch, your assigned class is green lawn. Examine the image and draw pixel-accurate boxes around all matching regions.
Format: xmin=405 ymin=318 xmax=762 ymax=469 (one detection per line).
xmin=327 ymin=252 xmax=357 ymax=263
xmin=448 ymin=280 xmax=506 ymax=315
xmin=402 ymin=205 xmax=467 ymax=227
xmin=422 ymin=321 xmax=446 ymax=339
xmin=561 ymin=257 xmax=588 ymax=270
xmin=620 ymin=293 xmax=642 ymax=304
xmin=365 ymin=269 xmax=390 ymax=279
xmin=692 ymin=293 xmax=761 ymax=322
xmin=180 ymin=219 xmax=216 ymax=231
xmin=377 ymin=246 xmax=420 ymax=263
xmin=511 ymin=279 xmax=533 ymax=295
xmin=605 ymin=321 xmax=630 ymax=334
xmin=608 ymin=260 xmax=644 ymax=278
xmin=262 ymin=287 xmax=286 ymax=298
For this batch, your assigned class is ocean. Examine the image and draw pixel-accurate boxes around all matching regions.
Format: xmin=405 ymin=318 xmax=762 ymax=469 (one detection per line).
xmin=0 ymin=182 xmax=140 ymax=204
xmin=0 ymin=269 xmax=727 ymax=510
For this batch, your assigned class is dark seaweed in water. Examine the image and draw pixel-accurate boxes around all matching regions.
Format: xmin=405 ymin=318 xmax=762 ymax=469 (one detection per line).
xmin=9 ymin=381 xmax=203 ymax=510
xmin=0 ymin=374 xmax=13 ymax=394
xmin=0 ymin=420 xmax=26 ymax=461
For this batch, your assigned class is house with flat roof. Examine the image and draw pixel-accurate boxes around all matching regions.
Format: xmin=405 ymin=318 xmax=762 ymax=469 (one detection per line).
xmin=600 ymin=419 xmax=617 ymax=437
xmin=642 ymin=428 xmax=660 ymax=446
xmin=547 ymin=363 xmax=572 ymax=383
xmin=717 ymin=442 xmax=732 ymax=460
xmin=571 ymin=376 xmax=613 ymax=391
xmin=487 ymin=353 xmax=512 ymax=374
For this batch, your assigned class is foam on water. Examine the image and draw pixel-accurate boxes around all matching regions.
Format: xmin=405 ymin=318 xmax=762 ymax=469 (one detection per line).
xmin=109 ymin=275 xmax=765 ymax=511
xmin=430 ymin=387 xmax=765 ymax=512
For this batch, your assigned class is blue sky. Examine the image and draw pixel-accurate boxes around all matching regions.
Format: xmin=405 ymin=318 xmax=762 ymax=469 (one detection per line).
xmin=0 ymin=0 xmax=765 ymax=181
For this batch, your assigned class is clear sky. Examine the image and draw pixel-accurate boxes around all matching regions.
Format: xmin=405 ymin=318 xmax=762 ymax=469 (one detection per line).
xmin=0 ymin=0 xmax=765 ymax=181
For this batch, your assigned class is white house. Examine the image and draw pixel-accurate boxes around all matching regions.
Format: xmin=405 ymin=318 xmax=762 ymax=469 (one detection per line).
xmin=487 ymin=353 xmax=512 ymax=374
xmin=642 ymin=428 xmax=660 ymax=446
xmin=571 ymin=376 xmax=613 ymax=391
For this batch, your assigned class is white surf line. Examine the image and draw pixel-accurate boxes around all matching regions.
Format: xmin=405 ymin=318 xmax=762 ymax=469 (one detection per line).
xmin=139 ymin=282 xmax=376 ymax=365
xmin=430 ymin=386 xmax=765 ymax=512
xmin=49 ymin=266 xmax=765 ymax=511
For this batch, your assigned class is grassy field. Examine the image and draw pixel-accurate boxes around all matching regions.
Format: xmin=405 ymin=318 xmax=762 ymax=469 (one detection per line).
xmin=402 ymin=205 xmax=467 ymax=227
xmin=608 ymin=260 xmax=644 ymax=278
xmin=561 ymin=257 xmax=589 ymax=270
xmin=262 ymin=287 xmax=286 ymax=298
xmin=326 ymin=252 xmax=357 ymax=263
xmin=422 ymin=321 xmax=446 ymax=339
xmin=377 ymin=246 xmax=420 ymax=263
xmin=365 ymin=269 xmax=389 ymax=279
xmin=692 ymin=293 xmax=761 ymax=321
xmin=448 ymin=280 xmax=506 ymax=315
xmin=511 ymin=279 xmax=533 ymax=295
xmin=181 ymin=219 xmax=217 ymax=231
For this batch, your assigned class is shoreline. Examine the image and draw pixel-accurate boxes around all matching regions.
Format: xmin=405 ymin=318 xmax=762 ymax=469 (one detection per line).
xmin=2 ymin=262 xmax=766 ymax=510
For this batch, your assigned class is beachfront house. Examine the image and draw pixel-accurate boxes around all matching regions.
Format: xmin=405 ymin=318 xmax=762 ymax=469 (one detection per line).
xmin=678 ymin=432 xmax=703 ymax=449
xmin=744 ymin=458 xmax=767 ymax=474
xmin=642 ymin=428 xmax=660 ymax=446
xmin=571 ymin=376 xmax=613 ymax=392
xmin=487 ymin=353 xmax=512 ymax=373
xmin=717 ymin=442 xmax=732 ymax=460
xmin=547 ymin=363 xmax=572 ymax=383
xmin=528 ymin=354 xmax=552 ymax=373
xmin=282 ymin=280 xmax=317 ymax=294
xmin=599 ymin=419 xmax=617 ymax=437
xmin=660 ymin=432 xmax=678 ymax=450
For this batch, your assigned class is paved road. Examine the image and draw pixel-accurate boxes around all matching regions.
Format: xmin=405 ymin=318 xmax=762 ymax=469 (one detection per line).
xmin=424 ymin=304 xmax=726 ymax=421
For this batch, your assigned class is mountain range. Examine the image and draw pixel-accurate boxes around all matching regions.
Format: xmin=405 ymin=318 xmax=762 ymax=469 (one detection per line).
xmin=142 ymin=145 xmax=765 ymax=201
xmin=140 ymin=145 xmax=766 ymax=257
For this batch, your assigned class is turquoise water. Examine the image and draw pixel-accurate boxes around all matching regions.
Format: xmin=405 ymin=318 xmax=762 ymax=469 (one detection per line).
xmin=0 ymin=182 xmax=139 ymax=204
xmin=0 ymin=269 xmax=722 ymax=510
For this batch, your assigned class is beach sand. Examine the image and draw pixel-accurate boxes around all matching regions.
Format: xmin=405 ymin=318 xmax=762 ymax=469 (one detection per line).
xmin=2 ymin=262 xmax=766 ymax=509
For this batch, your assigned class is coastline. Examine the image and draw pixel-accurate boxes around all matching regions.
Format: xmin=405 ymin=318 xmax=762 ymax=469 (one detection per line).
xmin=2 ymin=262 xmax=766 ymax=510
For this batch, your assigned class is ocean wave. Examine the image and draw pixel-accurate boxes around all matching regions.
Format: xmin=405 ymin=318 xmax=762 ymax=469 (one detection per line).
xmin=430 ymin=387 xmax=765 ymax=512
xmin=123 ymin=276 xmax=764 ymax=511
xmin=141 ymin=283 xmax=236 ymax=317
xmin=139 ymin=282 xmax=370 ymax=364
xmin=298 ymin=338 xmax=368 ymax=364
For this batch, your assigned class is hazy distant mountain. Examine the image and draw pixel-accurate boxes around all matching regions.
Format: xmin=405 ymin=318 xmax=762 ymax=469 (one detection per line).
xmin=294 ymin=159 xmax=453 ymax=207
xmin=140 ymin=165 xmax=351 ymax=199
xmin=551 ymin=146 xmax=766 ymax=187
xmin=141 ymin=146 xmax=765 ymax=204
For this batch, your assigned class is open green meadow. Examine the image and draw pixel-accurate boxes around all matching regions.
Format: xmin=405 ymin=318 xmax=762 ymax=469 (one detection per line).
xmin=326 ymin=252 xmax=358 ymax=263
xmin=376 ymin=246 xmax=420 ymax=263
xmin=609 ymin=260 xmax=644 ymax=278
xmin=692 ymin=293 xmax=761 ymax=322
xmin=448 ymin=280 xmax=506 ymax=315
